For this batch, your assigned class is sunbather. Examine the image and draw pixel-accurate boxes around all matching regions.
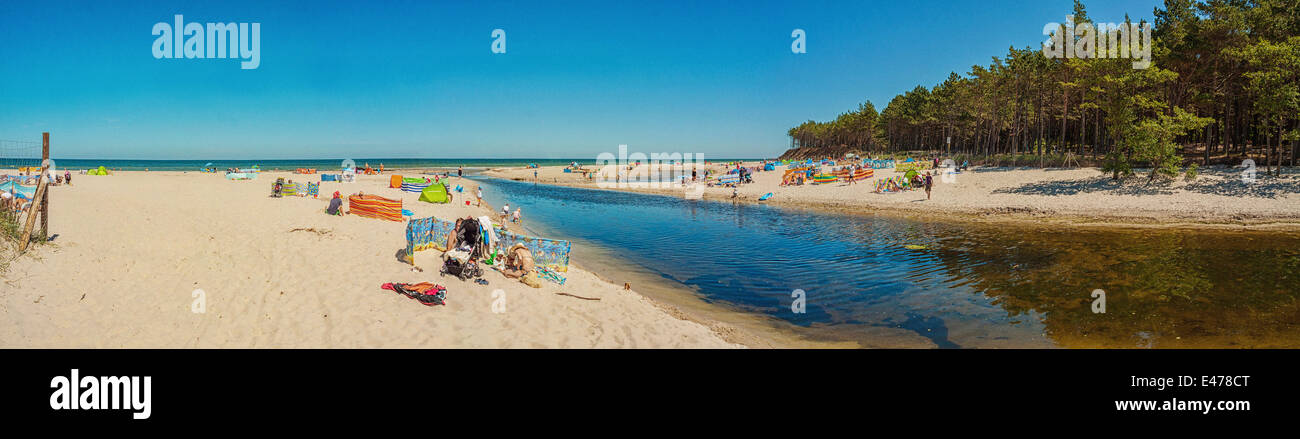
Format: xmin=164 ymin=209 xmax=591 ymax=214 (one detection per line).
xmin=326 ymin=191 xmax=343 ymax=215
xmin=501 ymin=244 xmax=541 ymax=288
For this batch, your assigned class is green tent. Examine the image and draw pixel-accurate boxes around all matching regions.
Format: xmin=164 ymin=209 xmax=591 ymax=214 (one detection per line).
xmin=88 ymin=166 xmax=108 ymax=175
xmin=418 ymin=182 xmax=449 ymax=204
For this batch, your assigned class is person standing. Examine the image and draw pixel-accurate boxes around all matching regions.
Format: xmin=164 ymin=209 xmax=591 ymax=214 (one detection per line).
xmin=64 ymin=170 xmax=72 ymax=186
xmin=457 ymin=166 xmax=463 ymax=178
xmin=924 ymin=172 xmax=933 ymax=200
xmin=476 ymin=186 xmax=483 ymax=207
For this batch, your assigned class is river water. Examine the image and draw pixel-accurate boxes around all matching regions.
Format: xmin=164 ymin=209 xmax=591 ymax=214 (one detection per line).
xmin=473 ymin=176 xmax=1300 ymax=348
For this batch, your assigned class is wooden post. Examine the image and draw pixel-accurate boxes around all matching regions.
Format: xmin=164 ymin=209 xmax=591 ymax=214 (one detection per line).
xmin=40 ymin=132 xmax=49 ymax=239
xmin=18 ymin=181 xmax=47 ymax=251
xmin=18 ymin=133 xmax=49 ymax=252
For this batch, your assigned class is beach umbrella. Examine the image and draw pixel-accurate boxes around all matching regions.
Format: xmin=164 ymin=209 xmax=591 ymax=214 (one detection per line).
xmin=204 ymin=162 xmax=213 ymax=167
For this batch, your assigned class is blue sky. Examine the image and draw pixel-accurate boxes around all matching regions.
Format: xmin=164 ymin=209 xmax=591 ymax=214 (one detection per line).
xmin=0 ymin=0 xmax=1160 ymax=160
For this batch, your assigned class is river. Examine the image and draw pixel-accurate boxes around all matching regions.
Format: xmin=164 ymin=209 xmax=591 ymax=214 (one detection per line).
xmin=473 ymin=176 xmax=1300 ymax=348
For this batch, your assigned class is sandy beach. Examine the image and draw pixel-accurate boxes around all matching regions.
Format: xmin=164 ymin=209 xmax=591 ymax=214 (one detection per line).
xmin=486 ymin=163 xmax=1300 ymax=229
xmin=0 ymin=171 xmax=746 ymax=348
xmin=8 ymin=164 xmax=1297 ymax=349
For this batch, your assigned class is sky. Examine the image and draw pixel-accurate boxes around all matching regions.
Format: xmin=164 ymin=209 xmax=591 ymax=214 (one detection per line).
xmin=0 ymin=0 xmax=1161 ymax=160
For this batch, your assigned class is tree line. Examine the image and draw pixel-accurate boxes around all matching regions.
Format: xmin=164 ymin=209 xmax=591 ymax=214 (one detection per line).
xmin=785 ymin=0 xmax=1299 ymax=181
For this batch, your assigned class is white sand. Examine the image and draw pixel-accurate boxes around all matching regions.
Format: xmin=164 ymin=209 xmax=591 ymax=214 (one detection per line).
xmin=0 ymin=171 xmax=742 ymax=348
xmin=488 ymin=163 xmax=1300 ymax=228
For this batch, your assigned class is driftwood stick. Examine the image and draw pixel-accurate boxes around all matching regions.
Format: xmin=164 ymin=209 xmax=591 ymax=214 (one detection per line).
xmin=556 ymin=292 xmax=600 ymax=301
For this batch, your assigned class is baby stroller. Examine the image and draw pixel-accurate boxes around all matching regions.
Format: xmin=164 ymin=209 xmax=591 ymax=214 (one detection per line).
xmin=441 ymin=244 xmax=483 ymax=281
xmin=440 ymin=257 xmax=483 ymax=281
xmin=439 ymin=216 xmax=488 ymax=281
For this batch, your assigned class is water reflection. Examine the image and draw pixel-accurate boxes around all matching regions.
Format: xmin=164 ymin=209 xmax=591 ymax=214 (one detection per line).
xmin=473 ymin=176 xmax=1300 ymax=348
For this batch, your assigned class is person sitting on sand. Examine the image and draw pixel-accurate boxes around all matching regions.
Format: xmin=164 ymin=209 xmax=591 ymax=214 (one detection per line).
xmin=501 ymin=243 xmax=541 ymax=288
xmin=326 ymin=191 xmax=344 ymax=215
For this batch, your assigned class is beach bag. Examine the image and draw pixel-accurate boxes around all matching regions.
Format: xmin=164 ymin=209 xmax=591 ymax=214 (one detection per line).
xmin=520 ymin=271 xmax=541 ymax=288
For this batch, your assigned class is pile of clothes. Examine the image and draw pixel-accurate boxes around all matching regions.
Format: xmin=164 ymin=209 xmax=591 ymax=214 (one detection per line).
xmin=380 ymin=283 xmax=447 ymax=306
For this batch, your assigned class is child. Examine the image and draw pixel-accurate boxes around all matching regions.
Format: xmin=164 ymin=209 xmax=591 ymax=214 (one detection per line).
xmin=512 ymin=207 xmax=521 ymax=223
xmin=924 ymin=172 xmax=933 ymax=200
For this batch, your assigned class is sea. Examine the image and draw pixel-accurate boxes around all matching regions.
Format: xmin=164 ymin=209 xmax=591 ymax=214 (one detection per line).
xmin=15 ymin=158 xmax=757 ymax=172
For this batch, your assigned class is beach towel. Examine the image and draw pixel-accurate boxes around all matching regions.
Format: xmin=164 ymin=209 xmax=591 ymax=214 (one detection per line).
xmin=537 ymin=266 xmax=567 ymax=285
